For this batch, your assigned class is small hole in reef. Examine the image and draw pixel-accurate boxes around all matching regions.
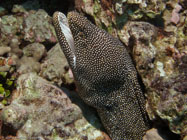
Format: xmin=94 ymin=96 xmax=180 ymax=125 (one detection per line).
xmin=1 ymin=123 xmax=17 ymax=137
xmin=147 ymin=14 xmax=164 ymax=28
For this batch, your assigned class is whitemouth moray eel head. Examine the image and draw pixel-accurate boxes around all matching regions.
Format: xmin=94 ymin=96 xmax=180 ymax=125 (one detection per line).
xmin=53 ymin=11 xmax=150 ymax=140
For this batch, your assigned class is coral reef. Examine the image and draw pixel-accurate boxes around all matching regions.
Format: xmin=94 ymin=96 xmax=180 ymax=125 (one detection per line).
xmin=0 ymin=4 xmax=57 ymax=50
xmin=22 ymin=9 xmax=57 ymax=43
xmin=40 ymin=43 xmax=74 ymax=86
xmin=120 ymin=16 xmax=186 ymax=140
xmin=75 ymin=0 xmax=167 ymax=37
xmin=22 ymin=43 xmax=46 ymax=61
xmin=1 ymin=73 xmax=107 ymax=140
xmin=16 ymin=43 xmax=46 ymax=75
xmin=16 ymin=56 xmax=41 ymax=74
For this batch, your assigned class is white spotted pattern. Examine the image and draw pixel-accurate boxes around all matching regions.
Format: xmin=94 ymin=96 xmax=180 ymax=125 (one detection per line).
xmin=53 ymin=11 xmax=150 ymax=140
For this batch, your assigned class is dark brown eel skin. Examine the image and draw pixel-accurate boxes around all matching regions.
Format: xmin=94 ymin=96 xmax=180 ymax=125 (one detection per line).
xmin=53 ymin=11 xmax=150 ymax=140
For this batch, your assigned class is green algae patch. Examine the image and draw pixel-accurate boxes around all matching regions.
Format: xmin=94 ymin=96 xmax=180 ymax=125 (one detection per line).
xmin=0 ymin=72 xmax=15 ymax=105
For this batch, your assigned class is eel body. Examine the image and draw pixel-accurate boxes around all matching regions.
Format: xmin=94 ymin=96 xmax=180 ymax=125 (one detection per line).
xmin=53 ymin=11 xmax=150 ymax=140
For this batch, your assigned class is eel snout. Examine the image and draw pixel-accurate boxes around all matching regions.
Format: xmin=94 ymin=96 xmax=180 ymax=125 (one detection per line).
xmin=53 ymin=12 xmax=76 ymax=67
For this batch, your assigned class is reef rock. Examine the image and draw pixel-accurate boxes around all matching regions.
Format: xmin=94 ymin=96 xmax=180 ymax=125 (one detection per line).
xmin=16 ymin=56 xmax=41 ymax=74
xmin=121 ymin=18 xmax=187 ymax=138
xmin=75 ymin=0 xmax=168 ymax=37
xmin=0 ymin=13 xmax=22 ymax=50
xmin=0 ymin=47 xmax=11 ymax=56
xmin=143 ymin=128 xmax=166 ymax=140
xmin=23 ymin=9 xmax=57 ymax=44
xmin=16 ymin=43 xmax=46 ymax=75
xmin=0 ymin=5 xmax=58 ymax=74
xmin=40 ymin=43 xmax=74 ymax=86
xmin=0 ymin=4 xmax=57 ymax=46
xmin=22 ymin=43 xmax=46 ymax=61
xmin=1 ymin=73 xmax=108 ymax=140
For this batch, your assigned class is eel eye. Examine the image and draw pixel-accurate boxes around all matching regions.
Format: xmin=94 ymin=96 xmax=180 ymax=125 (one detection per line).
xmin=78 ymin=31 xmax=85 ymax=39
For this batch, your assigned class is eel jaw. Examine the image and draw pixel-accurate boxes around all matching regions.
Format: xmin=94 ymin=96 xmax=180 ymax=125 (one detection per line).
xmin=54 ymin=12 xmax=76 ymax=67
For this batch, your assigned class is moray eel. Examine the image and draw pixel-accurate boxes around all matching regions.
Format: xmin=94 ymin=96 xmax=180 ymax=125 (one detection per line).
xmin=53 ymin=11 xmax=150 ymax=140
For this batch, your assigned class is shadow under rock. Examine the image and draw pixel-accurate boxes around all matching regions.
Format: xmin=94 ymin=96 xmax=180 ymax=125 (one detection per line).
xmin=1 ymin=123 xmax=17 ymax=137
xmin=153 ymin=119 xmax=181 ymax=140
xmin=0 ymin=0 xmax=73 ymax=16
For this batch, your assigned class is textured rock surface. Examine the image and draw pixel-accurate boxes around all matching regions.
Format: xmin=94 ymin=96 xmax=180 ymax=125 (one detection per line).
xmin=22 ymin=43 xmax=46 ymax=61
xmin=0 ymin=47 xmax=11 ymax=56
xmin=1 ymin=73 xmax=108 ymax=140
xmin=16 ymin=43 xmax=46 ymax=75
xmin=23 ymin=9 xmax=57 ymax=43
xmin=143 ymin=127 xmax=179 ymax=140
xmin=75 ymin=0 xmax=169 ymax=37
xmin=0 ymin=14 xmax=22 ymax=55
xmin=16 ymin=56 xmax=41 ymax=74
xmin=0 ymin=4 xmax=57 ymax=46
xmin=40 ymin=43 xmax=74 ymax=86
xmin=0 ymin=4 xmax=57 ymax=74
xmin=143 ymin=128 xmax=166 ymax=140
xmin=121 ymin=20 xmax=187 ymax=138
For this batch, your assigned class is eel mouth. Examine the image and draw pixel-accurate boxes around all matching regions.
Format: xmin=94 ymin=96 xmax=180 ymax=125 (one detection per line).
xmin=53 ymin=11 xmax=76 ymax=66
xmin=56 ymin=12 xmax=75 ymax=55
